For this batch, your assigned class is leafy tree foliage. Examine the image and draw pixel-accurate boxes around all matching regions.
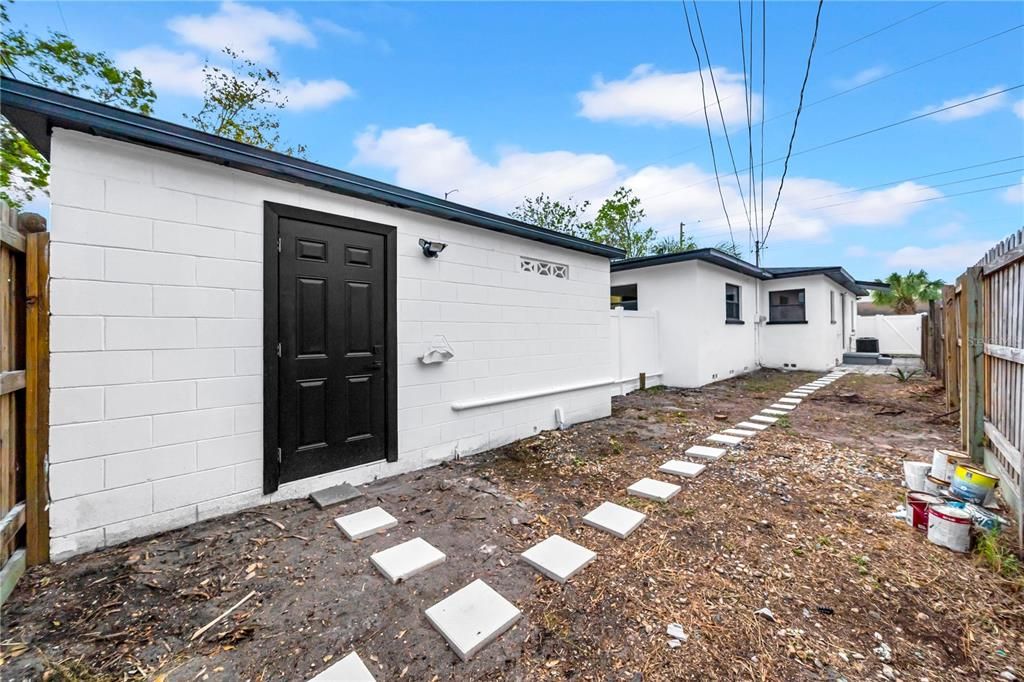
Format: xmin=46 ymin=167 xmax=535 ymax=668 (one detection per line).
xmin=713 ymin=240 xmax=743 ymax=258
xmin=588 ymin=187 xmax=657 ymax=259
xmin=186 ymin=48 xmax=307 ymax=158
xmin=870 ymin=270 xmax=944 ymax=314
xmin=509 ymin=193 xmax=591 ymax=239
xmin=0 ymin=0 xmax=156 ymax=207
xmin=651 ymin=233 xmax=698 ymax=255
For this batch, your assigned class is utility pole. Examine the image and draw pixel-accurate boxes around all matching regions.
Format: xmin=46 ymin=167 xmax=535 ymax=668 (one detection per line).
xmin=754 ymin=240 xmax=761 ymax=267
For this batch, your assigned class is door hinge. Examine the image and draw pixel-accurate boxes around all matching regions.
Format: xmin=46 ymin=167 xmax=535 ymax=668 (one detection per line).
xmin=276 ymin=447 xmax=282 ymax=464
xmin=277 ymin=237 xmax=282 ymax=253
xmin=276 ymin=342 xmax=282 ymax=358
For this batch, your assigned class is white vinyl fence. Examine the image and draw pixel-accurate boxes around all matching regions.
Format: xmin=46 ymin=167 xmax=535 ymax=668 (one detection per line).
xmin=609 ymin=309 xmax=663 ymax=395
xmin=855 ymin=314 xmax=923 ymax=356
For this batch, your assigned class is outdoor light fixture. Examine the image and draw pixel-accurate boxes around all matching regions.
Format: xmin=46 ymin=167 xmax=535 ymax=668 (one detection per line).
xmin=419 ymin=238 xmax=447 ymax=258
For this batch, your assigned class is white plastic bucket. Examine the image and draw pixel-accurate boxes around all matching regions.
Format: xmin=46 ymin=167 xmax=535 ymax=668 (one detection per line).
xmin=903 ymin=460 xmax=931 ymax=491
xmin=927 ymin=504 xmax=971 ymax=553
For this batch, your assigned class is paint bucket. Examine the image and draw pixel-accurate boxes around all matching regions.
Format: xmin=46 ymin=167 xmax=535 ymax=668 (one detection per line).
xmin=906 ymin=491 xmax=944 ymax=531
xmin=903 ymin=460 xmax=931 ymax=491
xmin=950 ymin=464 xmax=999 ymax=505
xmin=931 ymin=448 xmax=969 ymax=481
xmin=924 ymin=474 xmax=949 ymax=496
xmin=927 ymin=504 xmax=972 ymax=552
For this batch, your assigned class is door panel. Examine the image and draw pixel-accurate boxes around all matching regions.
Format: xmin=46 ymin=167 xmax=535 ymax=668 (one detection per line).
xmin=272 ymin=211 xmax=392 ymax=487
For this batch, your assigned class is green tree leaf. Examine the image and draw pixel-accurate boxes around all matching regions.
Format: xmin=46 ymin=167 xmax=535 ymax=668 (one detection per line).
xmin=870 ymin=270 xmax=944 ymax=314
xmin=509 ymin=193 xmax=592 ymax=238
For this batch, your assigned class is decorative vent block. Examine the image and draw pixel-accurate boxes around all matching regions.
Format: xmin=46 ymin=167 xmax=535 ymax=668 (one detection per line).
xmin=520 ymin=257 xmax=568 ymax=279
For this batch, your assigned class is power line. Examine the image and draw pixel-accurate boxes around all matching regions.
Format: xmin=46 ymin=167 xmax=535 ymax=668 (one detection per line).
xmin=692 ymin=1 xmax=751 ymax=247
xmin=814 ymin=155 xmax=1023 ymax=200
xmin=826 ymin=2 xmax=946 ymax=54
xmin=683 ymin=2 xmax=736 ymax=247
xmin=758 ymin=0 xmax=766 ymax=265
xmin=762 ymin=0 xmax=824 ymax=250
xmin=739 ymin=0 xmax=758 ymax=253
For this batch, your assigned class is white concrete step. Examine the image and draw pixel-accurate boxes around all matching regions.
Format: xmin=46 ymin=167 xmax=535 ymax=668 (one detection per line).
xmin=723 ymin=428 xmax=757 ymax=437
xmin=308 ymin=651 xmax=376 ymax=681
xmin=627 ymin=477 xmax=681 ymax=502
xmin=768 ymin=403 xmax=796 ymax=411
xmin=334 ymin=507 xmax=398 ymax=541
xmin=424 ymin=579 xmax=522 ymax=662
xmin=659 ymin=459 xmax=707 ymax=478
xmin=370 ymin=537 xmax=446 ymax=584
xmin=707 ymin=433 xmax=743 ymax=445
xmin=521 ymin=534 xmax=596 ymax=584
xmin=778 ymin=397 xmax=802 ymax=404
xmin=583 ymin=501 xmax=646 ymax=539
xmin=686 ymin=444 xmax=728 ymax=459
xmin=736 ymin=421 xmax=769 ymax=430
xmin=750 ymin=415 xmax=779 ymax=424
xmin=761 ymin=408 xmax=788 ymax=416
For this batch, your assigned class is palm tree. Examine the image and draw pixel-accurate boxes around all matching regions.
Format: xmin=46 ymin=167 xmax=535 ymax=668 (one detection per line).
xmin=870 ymin=270 xmax=944 ymax=314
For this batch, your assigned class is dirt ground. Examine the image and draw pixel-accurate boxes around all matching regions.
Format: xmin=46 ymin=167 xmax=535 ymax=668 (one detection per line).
xmin=2 ymin=369 xmax=1022 ymax=681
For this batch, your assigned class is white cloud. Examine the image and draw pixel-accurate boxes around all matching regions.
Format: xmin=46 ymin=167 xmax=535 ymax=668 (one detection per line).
xmin=1015 ymin=100 xmax=1024 ymax=119
xmin=353 ymin=123 xmax=941 ymax=247
xmin=577 ymin=64 xmax=760 ymax=127
xmin=117 ymin=46 xmax=206 ymax=97
xmin=832 ymin=66 xmax=888 ymax=90
xmin=885 ymin=241 xmax=994 ymax=270
xmin=915 ymin=85 xmax=1009 ymax=122
xmin=168 ymin=1 xmax=314 ymax=63
xmin=353 ymin=124 xmax=621 ymax=207
xmin=1003 ymin=176 xmax=1024 ymax=204
xmin=116 ymin=46 xmax=353 ymax=111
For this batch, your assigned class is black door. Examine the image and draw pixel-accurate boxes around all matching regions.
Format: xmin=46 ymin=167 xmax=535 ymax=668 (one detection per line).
xmin=264 ymin=203 xmax=397 ymax=492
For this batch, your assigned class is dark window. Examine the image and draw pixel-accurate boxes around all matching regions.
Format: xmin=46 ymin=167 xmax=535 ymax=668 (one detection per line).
xmin=611 ymin=284 xmax=638 ymax=310
xmin=769 ymin=288 xmax=806 ymax=322
xmin=725 ymin=283 xmax=741 ymax=321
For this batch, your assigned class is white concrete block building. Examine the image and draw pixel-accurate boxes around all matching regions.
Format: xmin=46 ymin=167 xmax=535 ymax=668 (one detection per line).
xmin=610 ymin=250 xmax=867 ymax=387
xmin=2 ymin=79 xmax=624 ymax=559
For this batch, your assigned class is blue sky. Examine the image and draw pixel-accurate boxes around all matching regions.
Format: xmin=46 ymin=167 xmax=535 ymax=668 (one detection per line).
xmin=11 ymin=1 xmax=1024 ymax=280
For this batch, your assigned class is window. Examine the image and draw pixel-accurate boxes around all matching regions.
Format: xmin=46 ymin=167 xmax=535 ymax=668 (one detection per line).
xmin=610 ymin=284 xmax=638 ymax=310
xmin=725 ymin=283 xmax=742 ymax=322
xmin=768 ymin=288 xmax=806 ymax=323
xmin=830 ymin=291 xmax=836 ymax=323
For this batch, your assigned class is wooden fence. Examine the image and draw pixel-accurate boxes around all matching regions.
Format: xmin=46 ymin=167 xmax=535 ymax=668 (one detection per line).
xmin=0 ymin=203 xmax=49 ymax=606
xmin=922 ymin=227 xmax=1024 ymax=548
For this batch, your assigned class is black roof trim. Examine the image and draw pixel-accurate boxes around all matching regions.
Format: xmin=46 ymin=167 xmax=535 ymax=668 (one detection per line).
xmin=0 ymin=77 xmax=625 ymax=259
xmin=612 ymin=250 xmax=867 ymax=295
xmin=611 ymin=248 xmax=765 ymax=278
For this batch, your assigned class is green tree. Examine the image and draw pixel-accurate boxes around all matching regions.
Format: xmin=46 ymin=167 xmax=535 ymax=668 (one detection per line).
xmin=871 ymin=270 xmax=944 ymax=314
xmin=713 ymin=240 xmax=743 ymax=258
xmin=186 ymin=48 xmax=307 ymax=158
xmin=0 ymin=0 xmax=156 ymax=207
xmin=651 ymin=232 xmax=698 ymax=255
xmin=509 ymin=193 xmax=591 ymax=239
xmin=589 ymin=186 xmax=656 ymax=259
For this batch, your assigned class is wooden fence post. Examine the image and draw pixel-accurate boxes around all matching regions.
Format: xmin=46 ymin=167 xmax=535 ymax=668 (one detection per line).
xmin=942 ymin=285 xmax=958 ymax=410
xmin=961 ymin=267 xmax=985 ymax=464
xmin=25 ymin=232 xmax=48 ymax=565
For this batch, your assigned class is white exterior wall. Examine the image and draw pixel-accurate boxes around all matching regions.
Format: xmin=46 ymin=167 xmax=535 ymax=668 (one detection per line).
xmin=46 ymin=130 xmax=612 ymax=559
xmin=759 ymin=275 xmax=854 ymax=371
xmin=610 ymin=261 xmax=758 ymax=388
xmin=855 ymin=314 xmax=922 ymax=356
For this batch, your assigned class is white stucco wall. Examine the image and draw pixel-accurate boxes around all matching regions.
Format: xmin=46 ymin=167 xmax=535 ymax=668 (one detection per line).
xmin=46 ymin=129 xmax=613 ymax=559
xmin=759 ymin=275 xmax=854 ymax=371
xmin=610 ymin=260 xmax=758 ymax=388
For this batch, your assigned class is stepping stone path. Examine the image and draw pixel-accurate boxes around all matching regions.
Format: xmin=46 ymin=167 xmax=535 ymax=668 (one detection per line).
xmin=686 ymin=444 xmax=727 ymax=460
xmin=318 ymin=370 xmax=848 ymax=670
xmin=425 ymin=579 xmax=522 ymax=662
xmin=521 ymin=534 xmax=596 ymax=584
xmin=335 ymin=506 xmax=398 ymax=540
xmin=308 ymin=651 xmax=376 ymax=681
xmin=627 ymin=477 xmax=681 ymax=502
xmin=370 ymin=537 xmax=446 ymax=584
xmin=583 ymin=501 xmax=646 ymax=539
xmin=659 ymin=459 xmax=706 ymax=478
xmin=707 ymin=433 xmax=743 ymax=445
